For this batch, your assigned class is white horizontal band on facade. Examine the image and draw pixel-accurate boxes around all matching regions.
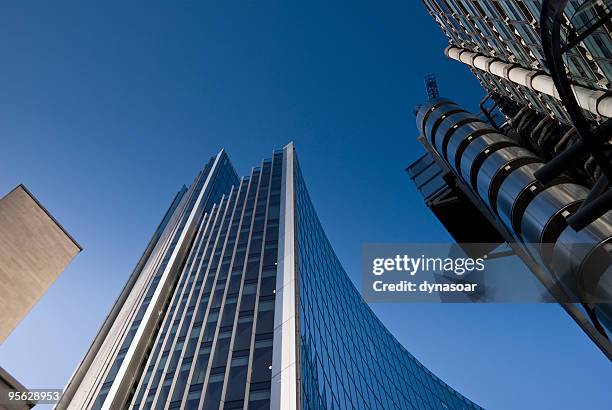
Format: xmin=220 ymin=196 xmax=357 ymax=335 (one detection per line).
xmin=445 ymin=45 xmax=612 ymax=119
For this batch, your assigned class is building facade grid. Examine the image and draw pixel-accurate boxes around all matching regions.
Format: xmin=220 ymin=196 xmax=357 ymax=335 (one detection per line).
xmin=127 ymin=152 xmax=283 ymax=410
xmin=421 ymin=0 xmax=612 ymax=124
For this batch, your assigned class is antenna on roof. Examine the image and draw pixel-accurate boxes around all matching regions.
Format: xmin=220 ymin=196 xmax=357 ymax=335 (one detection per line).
xmin=424 ymin=74 xmax=439 ymax=101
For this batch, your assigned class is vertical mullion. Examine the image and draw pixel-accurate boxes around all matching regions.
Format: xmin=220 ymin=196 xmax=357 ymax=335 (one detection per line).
xmin=163 ymin=181 xmax=246 ymax=409
xmin=178 ymin=177 xmax=253 ymax=410
xmin=241 ymin=157 xmax=276 ymax=410
xmin=196 ymin=176 xmax=251 ymax=408
xmin=163 ymin=183 xmax=240 ymax=409
xmin=139 ymin=200 xmax=224 ymax=409
xmin=197 ymin=166 xmax=264 ymax=410
xmin=92 ymin=177 xmax=199 ymax=408
xmin=197 ymin=172 xmax=254 ymax=409
xmin=218 ymin=159 xmax=275 ymax=408
xmin=151 ymin=190 xmax=237 ymax=409
xmin=129 ymin=207 xmax=214 ymax=409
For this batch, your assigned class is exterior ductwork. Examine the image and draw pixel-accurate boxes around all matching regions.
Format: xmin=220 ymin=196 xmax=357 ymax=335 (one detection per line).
xmin=417 ymin=98 xmax=612 ymax=338
xmin=445 ymin=46 xmax=612 ymax=119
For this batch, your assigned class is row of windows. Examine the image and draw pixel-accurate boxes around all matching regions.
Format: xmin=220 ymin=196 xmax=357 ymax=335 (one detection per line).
xmin=91 ymin=155 xmax=232 ymax=409
xmin=92 ymin=146 xmax=482 ymax=410
xmin=126 ymin=152 xmax=284 ymax=409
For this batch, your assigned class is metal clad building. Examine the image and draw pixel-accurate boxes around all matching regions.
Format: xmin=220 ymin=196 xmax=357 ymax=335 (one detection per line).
xmin=421 ymin=0 xmax=612 ymax=124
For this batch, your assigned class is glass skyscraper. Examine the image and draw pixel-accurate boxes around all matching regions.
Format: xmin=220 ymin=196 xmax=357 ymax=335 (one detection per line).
xmin=57 ymin=144 xmax=481 ymax=410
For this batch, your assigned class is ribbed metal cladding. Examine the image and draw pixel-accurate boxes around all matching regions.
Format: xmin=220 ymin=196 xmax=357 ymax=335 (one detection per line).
xmin=445 ymin=45 xmax=612 ymax=119
xmin=417 ymin=98 xmax=612 ymax=336
xmin=496 ymin=163 xmax=546 ymax=235
xmin=421 ymin=1 xmax=612 ymax=124
xmin=553 ymin=220 xmax=612 ymax=336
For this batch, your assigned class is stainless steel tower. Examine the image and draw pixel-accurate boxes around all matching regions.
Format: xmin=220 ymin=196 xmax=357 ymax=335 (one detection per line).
xmin=421 ymin=0 xmax=611 ymax=123
xmin=421 ymin=0 xmax=612 ymax=190
xmin=411 ymin=2 xmax=612 ymax=357
xmin=409 ymin=96 xmax=612 ymax=359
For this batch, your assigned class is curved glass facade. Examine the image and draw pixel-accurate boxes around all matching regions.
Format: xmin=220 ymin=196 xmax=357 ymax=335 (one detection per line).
xmin=293 ymin=154 xmax=481 ymax=410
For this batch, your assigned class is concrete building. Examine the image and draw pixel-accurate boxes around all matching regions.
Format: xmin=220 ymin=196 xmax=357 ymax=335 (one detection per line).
xmin=0 ymin=185 xmax=81 ymax=343
xmin=0 ymin=367 xmax=37 ymax=410
xmin=0 ymin=184 xmax=81 ymax=409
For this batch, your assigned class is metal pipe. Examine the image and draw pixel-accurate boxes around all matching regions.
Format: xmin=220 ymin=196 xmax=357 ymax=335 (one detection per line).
xmin=417 ymin=98 xmax=612 ymax=338
xmin=445 ymin=46 xmax=612 ymax=118
xmin=567 ymin=188 xmax=612 ymax=231
xmin=534 ymin=140 xmax=588 ymax=183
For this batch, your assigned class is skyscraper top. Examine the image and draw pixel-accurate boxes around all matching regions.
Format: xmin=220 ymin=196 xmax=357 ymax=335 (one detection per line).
xmin=58 ymin=145 xmax=482 ymax=410
xmin=424 ymin=74 xmax=439 ymax=101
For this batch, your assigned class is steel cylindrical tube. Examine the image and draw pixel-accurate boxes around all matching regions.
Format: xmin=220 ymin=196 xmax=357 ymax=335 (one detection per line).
xmin=416 ymin=99 xmax=611 ymax=336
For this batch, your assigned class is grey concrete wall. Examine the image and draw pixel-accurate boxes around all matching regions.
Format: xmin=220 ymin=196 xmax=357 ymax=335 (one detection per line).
xmin=0 ymin=185 xmax=80 ymax=344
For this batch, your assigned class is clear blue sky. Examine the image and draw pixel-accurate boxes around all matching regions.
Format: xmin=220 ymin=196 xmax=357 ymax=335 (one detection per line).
xmin=0 ymin=2 xmax=609 ymax=409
